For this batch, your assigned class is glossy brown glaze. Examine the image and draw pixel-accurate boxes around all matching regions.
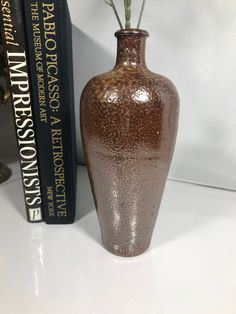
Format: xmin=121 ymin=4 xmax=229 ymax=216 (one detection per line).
xmin=80 ymin=29 xmax=179 ymax=257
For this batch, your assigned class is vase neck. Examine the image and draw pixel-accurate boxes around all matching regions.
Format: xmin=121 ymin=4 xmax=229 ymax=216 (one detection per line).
xmin=114 ymin=29 xmax=149 ymax=69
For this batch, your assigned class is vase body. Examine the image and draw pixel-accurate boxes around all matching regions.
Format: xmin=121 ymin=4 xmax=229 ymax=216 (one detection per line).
xmin=80 ymin=29 xmax=179 ymax=257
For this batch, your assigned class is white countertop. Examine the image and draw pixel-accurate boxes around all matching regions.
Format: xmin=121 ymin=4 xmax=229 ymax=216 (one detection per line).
xmin=0 ymin=161 xmax=236 ymax=314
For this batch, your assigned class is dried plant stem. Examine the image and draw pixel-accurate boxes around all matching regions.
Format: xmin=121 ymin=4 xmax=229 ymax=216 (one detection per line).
xmin=105 ymin=0 xmax=123 ymax=29
xmin=124 ymin=0 xmax=131 ymax=29
xmin=137 ymin=0 xmax=146 ymax=28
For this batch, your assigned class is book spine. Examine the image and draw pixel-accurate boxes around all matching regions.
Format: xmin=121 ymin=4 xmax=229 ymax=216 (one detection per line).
xmin=0 ymin=0 xmax=43 ymax=222
xmin=23 ymin=0 xmax=77 ymax=224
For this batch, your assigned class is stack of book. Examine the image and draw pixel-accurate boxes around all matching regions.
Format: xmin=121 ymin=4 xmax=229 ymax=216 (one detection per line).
xmin=0 ymin=0 xmax=77 ymax=224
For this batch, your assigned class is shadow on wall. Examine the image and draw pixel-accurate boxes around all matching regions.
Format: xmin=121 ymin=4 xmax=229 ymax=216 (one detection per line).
xmin=170 ymin=121 xmax=236 ymax=191
xmin=72 ymin=25 xmax=114 ymax=165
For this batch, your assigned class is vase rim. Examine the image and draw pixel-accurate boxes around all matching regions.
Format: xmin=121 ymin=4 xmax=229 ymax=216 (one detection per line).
xmin=115 ymin=29 xmax=149 ymax=38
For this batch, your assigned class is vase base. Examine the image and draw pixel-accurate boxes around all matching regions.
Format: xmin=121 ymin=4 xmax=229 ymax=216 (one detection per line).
xmin=102 ymin=240 xmax=151 ymax=257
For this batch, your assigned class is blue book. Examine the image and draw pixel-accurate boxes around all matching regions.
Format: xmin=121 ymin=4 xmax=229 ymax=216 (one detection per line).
xmin=23 ymin=0 xmax=77 ymax=223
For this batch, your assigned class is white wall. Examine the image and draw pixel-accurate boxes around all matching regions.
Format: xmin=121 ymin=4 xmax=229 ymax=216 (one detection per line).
xmin=70 ymin=0 xmax=236 ymax=190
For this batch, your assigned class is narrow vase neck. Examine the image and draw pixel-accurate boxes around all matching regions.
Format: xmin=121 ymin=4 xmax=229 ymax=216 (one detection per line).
xmin=114 ymin=29 xmax=149 ymax=69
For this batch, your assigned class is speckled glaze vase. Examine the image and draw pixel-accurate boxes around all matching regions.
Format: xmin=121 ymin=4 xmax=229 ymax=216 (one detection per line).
xmin=80 ymin=29 xmax=179 ymax=257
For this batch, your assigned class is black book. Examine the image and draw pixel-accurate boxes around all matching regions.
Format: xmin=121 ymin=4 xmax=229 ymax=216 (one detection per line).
xmin=0 ymin=0 xmax=43 ymax=222
xmin=23 ymin=0 xmax=77 ymax=223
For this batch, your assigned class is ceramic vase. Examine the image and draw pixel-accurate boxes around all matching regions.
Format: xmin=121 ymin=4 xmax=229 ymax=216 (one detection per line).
xmin=80 ymin=29 xmax=179 ymax=257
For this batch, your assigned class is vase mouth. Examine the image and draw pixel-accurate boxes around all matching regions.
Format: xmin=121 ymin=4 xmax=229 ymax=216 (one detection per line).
xmin=115 ymin=29 xmax=149 ymax=38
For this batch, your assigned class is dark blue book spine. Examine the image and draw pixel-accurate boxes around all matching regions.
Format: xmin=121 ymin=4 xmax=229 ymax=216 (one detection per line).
xmin=23 ymin=0 xmax=77 ymax=223
xmin=0 ymin=0 xmax=43 ymax=222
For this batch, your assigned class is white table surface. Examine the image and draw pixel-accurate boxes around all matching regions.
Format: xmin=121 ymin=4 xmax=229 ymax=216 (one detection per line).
xmin=0 ymin=161 xmax=236 ymax=314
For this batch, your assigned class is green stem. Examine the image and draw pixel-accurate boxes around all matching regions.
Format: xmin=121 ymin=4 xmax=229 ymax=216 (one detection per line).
xmin=137 ymin=0 xmax=146 ymax=28
xmin=105 ymin=0 xmax=123 ymax=29
xmin=124 ymin=0 xmax=131 ymax=29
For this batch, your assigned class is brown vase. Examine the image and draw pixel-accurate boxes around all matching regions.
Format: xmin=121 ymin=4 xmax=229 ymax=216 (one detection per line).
xmin=80 ymin=29 xmax=179 ymax=257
